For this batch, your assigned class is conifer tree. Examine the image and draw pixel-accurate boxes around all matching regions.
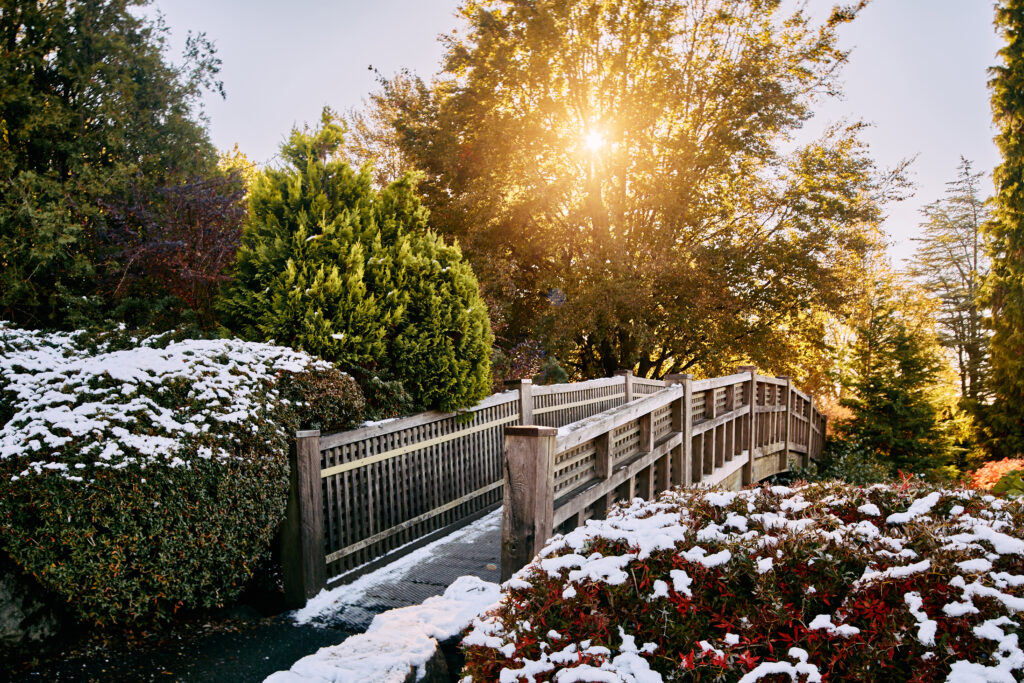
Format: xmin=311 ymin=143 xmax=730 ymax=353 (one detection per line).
xmin=985 ymin=0 xmax=1024 ymax=458
xmin=0 ymin=0 xmax=221 ymax=327
xmin=220 ymin=111 xmax=493 ymax=412
xmin=909 ymin=159 xmax=990 ymax=405
xmin=840 ymin=272 xmax=952 ymax=476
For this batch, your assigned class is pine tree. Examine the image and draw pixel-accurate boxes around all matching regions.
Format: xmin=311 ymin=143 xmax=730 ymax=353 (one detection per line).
xmin=984 ymin=0 xmax=1024 ymax=458
xmin=219 ymin=111 xmax=493 ymax=412
xmin=841 ymin=278 xmax=952 ymax=476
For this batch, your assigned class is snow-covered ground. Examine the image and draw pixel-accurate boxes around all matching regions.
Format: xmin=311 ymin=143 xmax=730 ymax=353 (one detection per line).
xmin=268 ymin=576 xmax=500 ymax=683
xmin=268 ymin=510 xmax=504 ymax=683
xmin=293 ymin=507 xmax=502 ymax=626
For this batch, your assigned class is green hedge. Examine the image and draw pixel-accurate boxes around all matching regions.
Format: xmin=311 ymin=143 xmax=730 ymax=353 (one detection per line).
xmin=0 ymin=324 xmax=361 ymax=625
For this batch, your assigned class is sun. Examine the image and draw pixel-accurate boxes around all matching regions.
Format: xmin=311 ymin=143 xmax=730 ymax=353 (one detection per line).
xmin=583 ymin=129 xmax=605 ymax=153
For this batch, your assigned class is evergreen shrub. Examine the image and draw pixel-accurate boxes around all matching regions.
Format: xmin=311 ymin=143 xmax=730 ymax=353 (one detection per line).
xmin=0 ymin=324 xmax=356 ymax=625
xmin=220 ymin=111 xmax=493 ymax=413
xmin=463 ymin=482 xmax=1024 ymax=681
xmin=788 ymin=438 xmax=892 ymax=486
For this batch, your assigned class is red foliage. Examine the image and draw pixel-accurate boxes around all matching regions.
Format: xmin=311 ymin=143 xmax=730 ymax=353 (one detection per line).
xmin=101 ymin=172 xmax=246 ymax=322
xmin=970 ymin=457 xmax=1024 ymax=490
xmin=462 ymin=483 xmax=1024 ymax=682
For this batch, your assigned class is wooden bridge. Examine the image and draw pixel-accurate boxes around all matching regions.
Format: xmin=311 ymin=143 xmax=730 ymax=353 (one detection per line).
xmin=280 ymin=368 xmax=825 ymax=603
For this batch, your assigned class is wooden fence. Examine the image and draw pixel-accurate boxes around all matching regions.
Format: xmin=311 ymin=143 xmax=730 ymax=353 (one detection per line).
xmin=280 ymin=368 xmax=825 ymax=604
xmin=500 ymin=367 xmax=825 ymax=579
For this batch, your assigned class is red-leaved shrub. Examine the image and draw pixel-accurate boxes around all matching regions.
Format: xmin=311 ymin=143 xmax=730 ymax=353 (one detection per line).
xmin=462 ymin=482 xmax=1024 ymax=681
xmin=970 ymin=457 xmax=1024 ymax=490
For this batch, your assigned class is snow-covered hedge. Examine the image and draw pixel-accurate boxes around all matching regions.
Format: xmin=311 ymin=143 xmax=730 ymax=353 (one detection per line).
xmin=0 ymin=324 xmax=360 ymax=624
xmin=463 ymin=483 xmax=1024 ymax=682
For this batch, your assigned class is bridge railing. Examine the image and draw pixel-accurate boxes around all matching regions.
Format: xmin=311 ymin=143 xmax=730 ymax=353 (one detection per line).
xmin=279 ymin=367 xmax=825 ymax=603
xmin=500 ymin=366 xmax=826 ymax=580
xmin=279 ymin=370 xmax=656 ymax=605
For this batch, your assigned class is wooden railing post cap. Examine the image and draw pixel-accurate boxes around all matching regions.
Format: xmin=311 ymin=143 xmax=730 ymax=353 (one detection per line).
xmin=296 ymin=429 xmax=321 ymax=439
xmin=776 ymin=375 xmax=791 ymax=381
xmin=505 ymin=378 xmax=533 ymax=386
xmin=505 ymin=425 xmax=558 ymax=437
xmin=664 ymin=373 xmax=693 ymax=385
xmin=737 ymin=365 xmax=756 ymax=374
xmin=615 ymin=369 xmax=633 ymax=377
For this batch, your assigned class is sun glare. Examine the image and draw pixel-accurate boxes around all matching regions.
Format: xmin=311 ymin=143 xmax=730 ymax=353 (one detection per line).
xmin=584 ymin=129 xmax=605 ymax=152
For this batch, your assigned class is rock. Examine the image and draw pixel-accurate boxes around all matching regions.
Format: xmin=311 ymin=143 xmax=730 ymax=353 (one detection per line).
xmin=0 ymin=554 xmax=62 ymax=648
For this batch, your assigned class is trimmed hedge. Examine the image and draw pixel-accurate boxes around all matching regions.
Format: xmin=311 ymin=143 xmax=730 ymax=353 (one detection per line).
xmin=463 ymin=482 xmax=1024 ymax=681
xmin=0 ymin=323 xmax=360 ymax=625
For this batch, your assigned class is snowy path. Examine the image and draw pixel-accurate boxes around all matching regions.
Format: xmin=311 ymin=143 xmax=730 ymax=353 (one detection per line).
xmin=292 ymin=507 xmax=502 ymax=631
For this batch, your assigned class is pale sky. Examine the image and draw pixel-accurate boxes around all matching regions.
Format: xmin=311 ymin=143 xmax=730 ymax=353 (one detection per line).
xmin=156 ymin=0 xmax=1003 ymax=265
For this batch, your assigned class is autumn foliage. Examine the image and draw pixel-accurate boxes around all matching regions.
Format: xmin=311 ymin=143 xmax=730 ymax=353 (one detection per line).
xmin=970 ymin=457 xmax=1024 ymax=490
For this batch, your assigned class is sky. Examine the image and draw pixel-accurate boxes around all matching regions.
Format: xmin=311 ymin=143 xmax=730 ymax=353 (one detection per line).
xmin=156 ymin=0 xmax=1003 ymax=266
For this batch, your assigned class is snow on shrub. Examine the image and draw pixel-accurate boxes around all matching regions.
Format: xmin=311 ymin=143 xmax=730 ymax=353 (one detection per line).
xmin=0 ymin=323 xmax=357 ymax=624
xmin=462 ymin=482 xmax=1024 ymax=682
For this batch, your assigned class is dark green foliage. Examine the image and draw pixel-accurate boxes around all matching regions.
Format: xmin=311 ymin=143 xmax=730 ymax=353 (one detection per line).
xmin=984 ymin=0 xmax=1024 ymax=459
xmin=2 ymin=455 xmax=286 ymax=626
xmin=788 ymin=439 xmax=893 ymax=486
xmin=533 ymin=356 xmax=569 ymax=385
xmin=0 ymin=0 xmax=221 ymax=327
xmin=219 ymin=111 xmax=493 ymax=412
xmin=346 ymin=366 xmax=417 ymax=421
xmin=277 ymin=368 xmax=365 ymax=432
xmin=841 ymin=297 xmax=951 ymax=476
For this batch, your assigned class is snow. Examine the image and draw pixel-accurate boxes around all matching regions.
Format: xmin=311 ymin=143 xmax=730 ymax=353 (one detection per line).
xmin=737 ymin=647 xmax=822 ymax=683
xmin=857 ymin=503 xmax=881 ymax=516
xmin=0 ymin=324 xmax=328 ymax=482
xmin=904 ymin=592 xmax=937 ymax=646
xmin=293 ymin=509 xmax=501 ymax=625
xmin=885 ymin=491 xmax=941 ymax=524
xmin=808 ymin=613 xmax=860 ymax=638
xmin=266 ymin=577 xmax=499 ymax=683
xmin=462 ymin=483 xmax=1024 ymax=682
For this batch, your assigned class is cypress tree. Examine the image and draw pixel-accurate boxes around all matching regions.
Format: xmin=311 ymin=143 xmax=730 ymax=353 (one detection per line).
xmin=985 ymin=0 xmax=1024 ymax=458
xmin=219 ymin=111 xmax=493 ymax=412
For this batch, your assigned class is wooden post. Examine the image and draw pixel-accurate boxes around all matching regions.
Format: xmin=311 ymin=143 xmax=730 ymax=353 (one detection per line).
xmin=501 ymin=425 xmax=557 ymax=581
xmin=805 ymin=396 xmax=815 ymax=467
xmin=638 ymin=412 xmax=653 ymax=453
xmin=637 ymin=466 xmax=654 ymax=500
xmin=778 ymin=376 xmax=792 ymax=473
xmin=506 ymin=378 xmax=534 ymax=426
xmin=616 ymin=369 xmax=634 ymax=402
xmin=820 ymin=414 xmax=828 ymax=459
xmin=282 ymin=430 xmax=326 ymax=608
xmin=737 ymin=366 xmax=757 ymax=485
xmin=665 ymin=374 xmax=692 ymax=486
xmin=595 ymin=431 xmax=612 ymax=479
xmin=655 ymin=450 xmax=670 ymax=494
